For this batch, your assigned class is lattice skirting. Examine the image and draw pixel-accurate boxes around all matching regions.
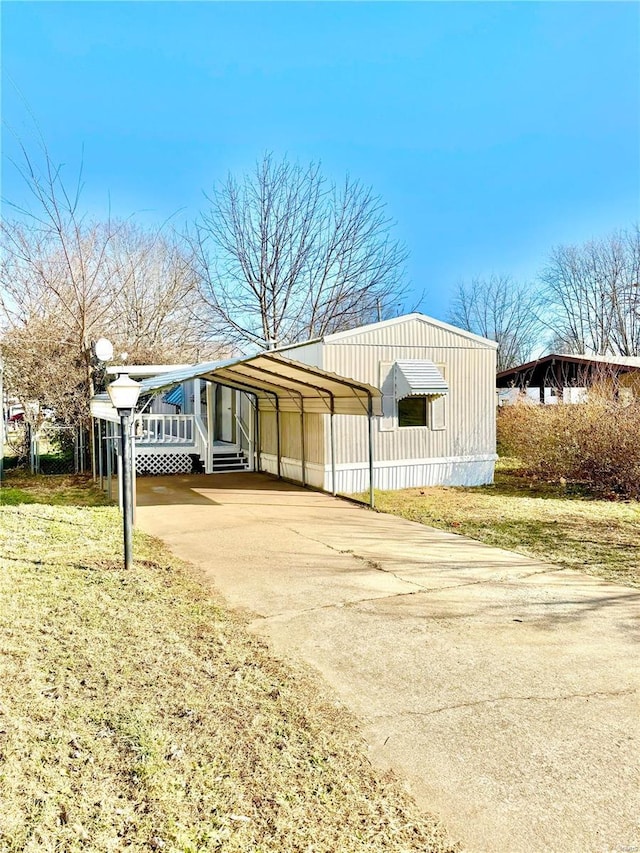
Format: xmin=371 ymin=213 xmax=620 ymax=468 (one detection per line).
xmin=136 ymin=453 xmax=193 ymax=476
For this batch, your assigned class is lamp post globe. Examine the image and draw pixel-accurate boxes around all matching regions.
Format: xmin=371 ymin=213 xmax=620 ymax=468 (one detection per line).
xmin=107 ymin=374 xmax=141 ymax=570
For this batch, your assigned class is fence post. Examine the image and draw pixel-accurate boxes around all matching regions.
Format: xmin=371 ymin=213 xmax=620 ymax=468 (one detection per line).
xmin=28 ymin=424 xmax=35 ymax=474
xmin=106 ymin=423 xmax=112 ymax=500
xmin=97 ymin=419 xmax=103 ymax=490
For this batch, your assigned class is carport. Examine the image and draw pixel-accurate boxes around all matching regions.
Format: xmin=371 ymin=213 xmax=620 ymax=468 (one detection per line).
xmin=137 ymin=352 xmax=382 ymax=506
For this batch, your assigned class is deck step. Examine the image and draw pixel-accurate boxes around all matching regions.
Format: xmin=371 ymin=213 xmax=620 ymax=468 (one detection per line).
xmin=211 ymin=451 xmax=250 ymax=472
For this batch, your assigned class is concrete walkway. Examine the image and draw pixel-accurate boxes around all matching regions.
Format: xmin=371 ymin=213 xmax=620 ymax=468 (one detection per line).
xmin=136 ymin=473 xmax=640 ymax=853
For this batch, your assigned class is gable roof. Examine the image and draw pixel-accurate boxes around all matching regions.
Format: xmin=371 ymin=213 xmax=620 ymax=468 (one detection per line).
xmin=317 ymin=313 xmax=498 ymax=348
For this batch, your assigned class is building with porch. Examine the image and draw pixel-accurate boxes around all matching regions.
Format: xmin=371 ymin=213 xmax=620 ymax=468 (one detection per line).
xmin=497 ymin=353 xmax=640 ymax=404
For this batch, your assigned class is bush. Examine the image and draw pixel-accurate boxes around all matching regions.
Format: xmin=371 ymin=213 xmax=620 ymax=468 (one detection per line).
xmin=38 ymin=452 xmax=75 ymax=475
xmin=498 ymin=392 xmax=640 ymax=499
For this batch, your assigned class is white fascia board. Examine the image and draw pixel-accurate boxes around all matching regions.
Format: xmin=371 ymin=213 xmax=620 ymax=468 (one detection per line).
xmin=90 ymin=397 xmax=119 ymax=423
xmin=106 ymin=364 xmax=193 ymax=378
xmin=271 ymin=338 xmax=323 ymax=353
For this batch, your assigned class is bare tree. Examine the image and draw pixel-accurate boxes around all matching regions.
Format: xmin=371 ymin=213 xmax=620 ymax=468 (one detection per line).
xmin=541 ymin=227 xmax=640 ymax=356
xmin=449 ymin=275 xmax=544 ymax=370
xmin=1 ymin=144 xmax=119 ymax=414
xmin=0 ymin=142 xmax=214 ymax=426
xmin=1 ymin=316 xmax=90 ymax=430
xmin=192 ymin=154 xmax=408 ymax=349
xmin=104 ymin=224 xmax=213 ymax=364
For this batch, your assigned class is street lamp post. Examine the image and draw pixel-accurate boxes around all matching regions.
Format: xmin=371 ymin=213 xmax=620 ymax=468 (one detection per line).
xmin=107 ymin=374 xmax=141 ymax=570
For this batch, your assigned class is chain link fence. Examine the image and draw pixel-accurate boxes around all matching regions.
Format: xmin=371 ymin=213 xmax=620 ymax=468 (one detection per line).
xmin=5 ymin=423 xmax=91 ymax=474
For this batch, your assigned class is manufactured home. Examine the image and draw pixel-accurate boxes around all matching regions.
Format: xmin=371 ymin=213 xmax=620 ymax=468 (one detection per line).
xmin=90 ymin=314 xmax=498 ymax=497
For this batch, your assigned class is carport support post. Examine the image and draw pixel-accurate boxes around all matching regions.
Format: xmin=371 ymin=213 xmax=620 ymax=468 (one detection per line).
xmin=300 ymin=399 xmax=306 ymax=487
xmin=253 ymin=394 xmax=260 ymax=472
xmin=330 ymin=403 xmax=336 ymax=497
xmin=275 ymin=396 xmax=282 ymax=479
xmin=367 ymin=395 xmax=375 ymax=509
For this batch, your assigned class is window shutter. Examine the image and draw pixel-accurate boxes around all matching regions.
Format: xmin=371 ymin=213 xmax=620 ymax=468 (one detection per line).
xmin=430 ymin=364 xmax=447 ymax=430
xmin=379 ymin=361 xmax=395 ymax=431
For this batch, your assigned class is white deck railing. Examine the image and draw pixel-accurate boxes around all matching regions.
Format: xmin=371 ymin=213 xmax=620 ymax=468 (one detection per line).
xmin=136 ymin=414 xmax=195 ymax=445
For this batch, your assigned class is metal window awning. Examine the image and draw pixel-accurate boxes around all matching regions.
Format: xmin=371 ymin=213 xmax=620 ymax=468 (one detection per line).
xmin=394 ymin=360 xmax=448 ymax=400
xmin=163 ymin=385 xmax=184 ymax=407
xmin=136 ymin=352 xmax=383 ymax=416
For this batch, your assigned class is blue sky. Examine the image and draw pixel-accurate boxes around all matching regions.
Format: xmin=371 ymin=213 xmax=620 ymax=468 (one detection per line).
xmin=2 ymin=1 xmax=639 ymax=321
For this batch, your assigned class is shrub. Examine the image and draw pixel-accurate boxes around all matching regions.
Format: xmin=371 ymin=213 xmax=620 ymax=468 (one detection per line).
xmin=498 ymin=392 xmax=640 ymax=499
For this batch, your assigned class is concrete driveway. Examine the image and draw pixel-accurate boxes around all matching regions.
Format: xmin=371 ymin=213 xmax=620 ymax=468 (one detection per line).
xmin=136 ymin=473 xmax=640 ymax=853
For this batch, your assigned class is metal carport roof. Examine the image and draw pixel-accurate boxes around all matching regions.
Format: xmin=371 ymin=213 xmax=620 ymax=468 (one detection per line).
xmin=93 ymin=352 xmax=383 ymax=507
xmin=138 ymin=352 xmax=383 ymax=416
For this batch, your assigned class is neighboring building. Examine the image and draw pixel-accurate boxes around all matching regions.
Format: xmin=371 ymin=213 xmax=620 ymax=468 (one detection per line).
xmin=497 ymin=353 xmax=640 ymax=405
xmin=90 ymin=313 xmax=498 ymax=495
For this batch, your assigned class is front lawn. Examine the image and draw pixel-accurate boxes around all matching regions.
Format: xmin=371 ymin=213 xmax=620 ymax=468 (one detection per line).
xmin=0 ymin=471 xmax=112 ymax=507
xmin=0 ymin=474 xmax=455 ymax=853
xmin=370 ymin=460 xmax=640 ymax=588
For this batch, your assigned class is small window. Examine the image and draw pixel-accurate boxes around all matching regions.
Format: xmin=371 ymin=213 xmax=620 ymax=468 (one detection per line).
xmin=398 ymin=396 xmax=427 ymax=427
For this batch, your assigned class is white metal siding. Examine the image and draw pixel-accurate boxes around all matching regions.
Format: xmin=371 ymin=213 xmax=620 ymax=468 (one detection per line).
xmin=323 ymin=343 xmax=493 ymax=464
xmin=149 ymin=398 xmax=178 ymax=415
xmin=275 ymin=341 xmax=323 ymax=367
xmin=331 ymin=456 xmax=496 ymax=493
xmin=260 ymin=455 xmax=325 ymax=488
xmin=260 ymin=410 xmax=278 ymax=455
xmin=258 ymin=410 xmax=324 ymax=467
xmin=328 ymin=316 xmax=492 ymax=349
xmin=260 ymin=316 xmax=496 ymax=491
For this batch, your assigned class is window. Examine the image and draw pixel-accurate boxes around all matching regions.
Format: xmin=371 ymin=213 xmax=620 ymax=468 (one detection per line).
xmin=379 ymin=360 xmax=448 ymax=432
xmin=398 ymin=396 xmax=428 ymax=427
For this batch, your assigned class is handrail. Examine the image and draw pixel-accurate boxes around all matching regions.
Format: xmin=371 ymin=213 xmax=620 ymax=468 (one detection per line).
xmin=193 ymin=414 xmax=208 ymax=449
xmin=193 ymin=414 xmax=209 ymax=471
xmin=234 ymin=411 xmax=251 ymax=446
xmin=234 ymin=396 xmax=255 ymax=473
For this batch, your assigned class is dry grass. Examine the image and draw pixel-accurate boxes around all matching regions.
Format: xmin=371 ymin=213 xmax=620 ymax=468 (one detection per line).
xmin=498 ymin=394 xmax=640 ymax=499
xmin=370 ymin=460 xmax=640 ymax=588
xmin=0 ymin=475 xmax=455 ymax=853
xmin=0 ymin=472 xmax=112 ymax=508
